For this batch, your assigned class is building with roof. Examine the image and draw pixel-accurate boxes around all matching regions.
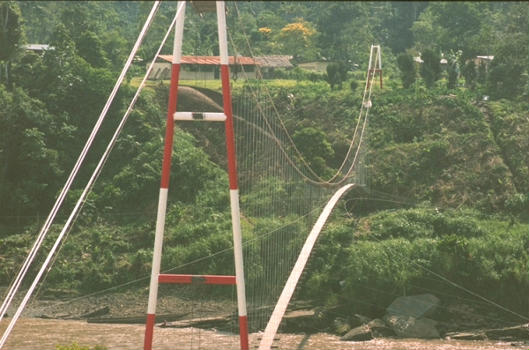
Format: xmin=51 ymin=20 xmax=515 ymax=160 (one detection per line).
xmin=22 ymin=44 xmax=54 ymax=53
xmin=254 ymin=55 xmax=293 ymax=78
xmin=474 ymin=55 xmax=494 ymax=68
xmin=148 ymin=55 xmax=259 ymax=80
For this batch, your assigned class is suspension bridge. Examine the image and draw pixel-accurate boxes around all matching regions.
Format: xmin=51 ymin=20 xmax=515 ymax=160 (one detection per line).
xmin=1 ymin=2 xmax=524 ymax=350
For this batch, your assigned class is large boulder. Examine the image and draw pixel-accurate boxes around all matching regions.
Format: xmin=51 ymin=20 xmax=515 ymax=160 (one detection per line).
xmin=384 ymin=314 xmax=440 ymax=339
xmin=386 ymin=294 xmax=439 ymax=319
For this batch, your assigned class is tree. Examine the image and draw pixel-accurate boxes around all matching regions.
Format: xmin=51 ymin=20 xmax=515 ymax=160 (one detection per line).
xmin=487 ymin=34 xmax=527 ymax=99
xmin=420 ymin=49 xmax=441 ymax=88
xmin=0 ymin=85 xmax=71 ymax=223
xmin=313 ymin=2 xmax=374 ymax=63
xmin=0 ymin=1 xmax=24 ymax=84
xmin=396 ymin=53 xmax=416 ymax=88
xmin=410 ymin=9 xmax=442 ymax=54
xmin=412 ymin=3 xmax=491 ymax=61
xmin=446 ymin=50 xmax=462 ymax=90
xmin=461 ymin=60 xmax=477 ymax=89
xmin=382 ymin=2 xmax=428 ymax=54
xmin=486 ymin=3 xmax=528 ymax=99
xmin=277 ymin=19 xmax=317 ymax=63
xmin=325 ymin=61 xmax=347 ymax=90
xmin=77 ymin=30 xmax=109 ymax=68
xmin=477 ymin=61 xmax=487 ymax=85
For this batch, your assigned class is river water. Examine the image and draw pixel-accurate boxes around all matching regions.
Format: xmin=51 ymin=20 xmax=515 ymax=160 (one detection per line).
xmin=1 ymin=318 xmax=527 ymax=350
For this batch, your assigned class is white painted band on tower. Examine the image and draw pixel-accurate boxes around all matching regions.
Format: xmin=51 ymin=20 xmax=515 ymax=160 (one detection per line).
xmin=216 ymin=2 xmax=229 ymax=65
xmin=230 ymin=189 xmax=248 ymax=316
xmin=172 ymin=1 xmax=186 ymax=64
xmin=147 ymin=187 xmax=169 ymax=314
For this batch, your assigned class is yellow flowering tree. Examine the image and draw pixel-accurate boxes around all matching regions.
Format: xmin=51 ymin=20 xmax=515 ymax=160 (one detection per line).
xmin=277 ymin=19 xmax=318 ymax=63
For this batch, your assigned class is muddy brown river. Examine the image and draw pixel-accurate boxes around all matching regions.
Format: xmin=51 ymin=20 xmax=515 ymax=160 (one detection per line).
xmin=1 ymin=318 xmax=527 ymax=350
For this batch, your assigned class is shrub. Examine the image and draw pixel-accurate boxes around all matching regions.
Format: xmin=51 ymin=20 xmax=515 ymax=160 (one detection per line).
xmin=396 ymin=53 xmax=416 ymax=88
xmin=325 ymin=62 xmax=347 ymax=89
xmin=420 ymin=49 xmax=441 ymax=88
xmin=349 ymin=79 xmax=358 ymax=93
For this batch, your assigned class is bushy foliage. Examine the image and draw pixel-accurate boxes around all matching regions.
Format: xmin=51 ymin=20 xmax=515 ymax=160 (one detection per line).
xmin=303 ymin=208 xmax=529 ymax=317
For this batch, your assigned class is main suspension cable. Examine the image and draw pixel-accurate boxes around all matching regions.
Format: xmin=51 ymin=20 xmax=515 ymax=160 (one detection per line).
xmin=0 ymin=2 xmax=173 ymax=347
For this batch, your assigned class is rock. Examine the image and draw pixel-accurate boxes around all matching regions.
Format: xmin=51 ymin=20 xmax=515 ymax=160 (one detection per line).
xmin=161 ymin=314 xmax=234 ymax=329
xmin=353 ymin=314 xmax=371 ymax=325
xmin=445 ymin=331 xmax=486 ymax=340
xmin=485 ymin=323 xmax=529 ymax=340
xmin=283 ymin=309 xmax=319 ymax=332
xmin=81 ymin=306 xmax=110 ymax=319
xmin=386 ymin=294 xmax=440 ymax=319
xmin=384 ymin=314 xmax=440 ymax=339
xmin=445 ymin=324 xmax=529 ymax=341
xmin=341 ymin=318 xmax=394 ymax=341
xmin=367 ymin=318 xmax=395 ymax=338
xmin=333 ymin=317 xmax=351 ymax=335
xmin=284 ymin=309 xmax=315 ymax=319
xmin=341 ymin=324 xmax=372 ymax=341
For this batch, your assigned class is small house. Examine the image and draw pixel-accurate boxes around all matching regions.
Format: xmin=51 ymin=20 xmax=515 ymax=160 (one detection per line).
xmin=254 ymin=55 xmax=293 ymax=78
xmin=474 ymin=55 xmax=494 ymax=70
xmin=22 ymin=44 xmax=54 ymax=54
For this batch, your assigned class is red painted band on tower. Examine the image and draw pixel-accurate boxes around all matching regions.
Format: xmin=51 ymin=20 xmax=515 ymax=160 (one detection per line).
xmin=220 ymin=65 xmax=238 ymax=190
xmin=144 ymin=313 xmax=156 ymax=350
xmin=239 ymin=315 xmax=249 ymax=350
xmin=160 ymin=64 xmax=181 ymax=189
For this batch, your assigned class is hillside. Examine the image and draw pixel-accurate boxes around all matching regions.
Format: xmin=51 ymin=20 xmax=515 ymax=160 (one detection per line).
xmin=0 ymin=0 xmax=528 ymax=341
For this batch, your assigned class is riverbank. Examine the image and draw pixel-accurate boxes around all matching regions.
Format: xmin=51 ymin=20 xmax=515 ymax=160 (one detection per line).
xmin=1 ymin=318 xmax=528 ymax=350
xmin=1 ymin=287 xmax=528 ymax=348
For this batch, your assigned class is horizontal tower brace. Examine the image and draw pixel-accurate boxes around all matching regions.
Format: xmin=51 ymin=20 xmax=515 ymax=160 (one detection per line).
xmin=173 ymin=112 xmax=227 ymax=122
xmin=158 ymin=274 xmax=236 ymax=285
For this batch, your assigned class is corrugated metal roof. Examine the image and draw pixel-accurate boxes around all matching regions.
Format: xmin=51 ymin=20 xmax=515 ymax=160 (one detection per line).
xmin=158 ymin=55 xmax=257 ymax=65
xmin=254 ymin=55 xmax=293 ymax=68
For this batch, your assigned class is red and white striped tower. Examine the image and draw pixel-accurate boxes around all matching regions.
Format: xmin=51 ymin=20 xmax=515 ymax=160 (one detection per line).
xmin=216 ymin=2 xmax=249 ymax=349
xmin=143 ymin=2 xmax=186 ymax=350
xmin=143 ymin=2 xmax=249 ymax=350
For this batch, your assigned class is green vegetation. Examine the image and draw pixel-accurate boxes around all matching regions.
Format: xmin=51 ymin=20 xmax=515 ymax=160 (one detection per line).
xmin=302 ymin=207 xmax=529 ymax=317
xmin=0 ymin=1 xmax=528 ymax=325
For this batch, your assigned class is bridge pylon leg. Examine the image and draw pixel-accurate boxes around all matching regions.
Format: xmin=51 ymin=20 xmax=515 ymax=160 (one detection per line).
xmin=143 ymin=2 xmax=249 ymax=350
